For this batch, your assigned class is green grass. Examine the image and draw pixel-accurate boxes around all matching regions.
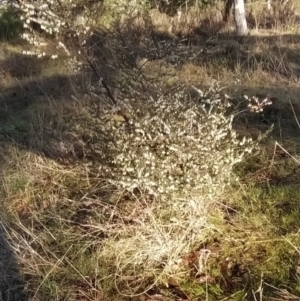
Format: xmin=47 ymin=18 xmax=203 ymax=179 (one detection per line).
xmin=0 ymin=8 xmax=23 ymax=41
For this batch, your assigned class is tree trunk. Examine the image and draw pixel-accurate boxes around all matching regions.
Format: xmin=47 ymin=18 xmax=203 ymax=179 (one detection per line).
xmin=223 ymin=0 xmax=234 ymax=22
xmin=234 ymin=0 xmax=248 ymax=36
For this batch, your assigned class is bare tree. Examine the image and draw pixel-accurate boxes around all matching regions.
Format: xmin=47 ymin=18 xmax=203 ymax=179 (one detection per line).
xmin=224 ymin=0 xmax=248 ymax=36
xmin=267 ymin=0 xmax=272 ymax=11
xmin=234 ymin=0 xmax=248 ymax=35
xmin=223 ymin=0 xmax=234 ymax=22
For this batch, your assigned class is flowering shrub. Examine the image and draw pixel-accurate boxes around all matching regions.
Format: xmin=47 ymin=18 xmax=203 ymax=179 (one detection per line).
xmin=100 ymin=81 xmax=257 ymax=199
xmin=105 ymin=0 xmax=149 ymax=15
xmin=97 ymin=81 xmax=272 ymax=296
xmin=11 ymin=0 xmax=92 ymax=59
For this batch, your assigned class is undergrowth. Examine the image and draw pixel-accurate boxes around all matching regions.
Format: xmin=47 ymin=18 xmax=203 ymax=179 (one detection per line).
xmin=0 ymin=1 xmax=300 ymax=301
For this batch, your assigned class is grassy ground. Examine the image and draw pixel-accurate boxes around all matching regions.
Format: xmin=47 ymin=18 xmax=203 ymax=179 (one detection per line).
xmin=1 ymin=1 xmax=300 ymax=300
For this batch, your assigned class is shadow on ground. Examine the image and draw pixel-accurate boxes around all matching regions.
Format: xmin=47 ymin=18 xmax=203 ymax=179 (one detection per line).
xmin=0 ymin=223 xmax=28 ymax=300
xmin=1 ymin=40 xmax=300 ymax=157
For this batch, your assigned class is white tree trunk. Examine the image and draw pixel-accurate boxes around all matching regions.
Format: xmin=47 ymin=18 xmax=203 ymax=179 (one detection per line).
xmin=234 ymin=0 xmax=248 ymax=36
xmin=267 ymin=0 xmax=272 ymax=11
